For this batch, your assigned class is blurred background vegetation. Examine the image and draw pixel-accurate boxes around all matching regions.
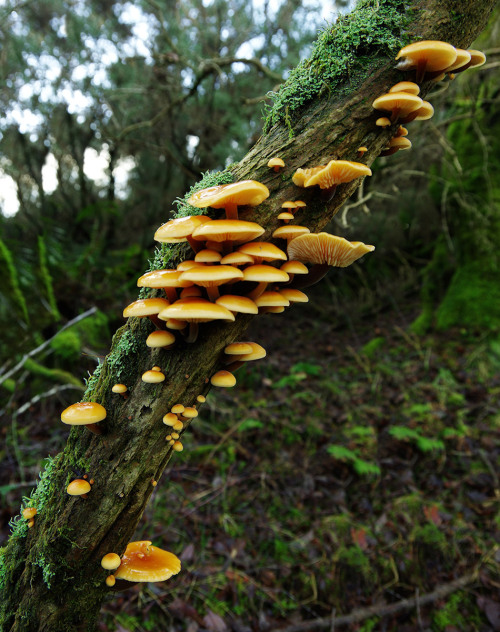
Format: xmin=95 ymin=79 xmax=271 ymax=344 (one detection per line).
xmin=0 ymin=1 xmax=499 ymax=630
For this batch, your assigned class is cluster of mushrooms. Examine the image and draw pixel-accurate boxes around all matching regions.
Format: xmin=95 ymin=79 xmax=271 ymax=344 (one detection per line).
xmin=21 ymin=40 xmax=486 ymax=591
xmin=373 ymin=41 xmax=486 ymax=157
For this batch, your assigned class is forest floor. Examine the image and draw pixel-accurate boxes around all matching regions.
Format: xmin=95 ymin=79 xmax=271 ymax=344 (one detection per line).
xmin=1 ymin=293 xmax=499 ymax=632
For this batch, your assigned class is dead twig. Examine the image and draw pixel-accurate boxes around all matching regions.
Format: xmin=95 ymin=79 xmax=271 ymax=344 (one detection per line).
xmin=270 ymin=572 xmax=479 ymax=632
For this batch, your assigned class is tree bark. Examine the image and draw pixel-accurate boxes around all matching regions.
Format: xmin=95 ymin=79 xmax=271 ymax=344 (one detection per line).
xmin=1 ymin=1 xmax=496 ymax=630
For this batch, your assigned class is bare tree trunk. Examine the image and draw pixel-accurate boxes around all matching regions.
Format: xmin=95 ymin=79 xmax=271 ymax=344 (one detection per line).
xmin=0 ymin=1 xmax=495 ymax=630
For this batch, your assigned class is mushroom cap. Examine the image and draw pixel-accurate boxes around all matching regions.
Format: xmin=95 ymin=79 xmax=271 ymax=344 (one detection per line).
xmin=154 ymin=215 xmax=211 ymax=243
xmin=301 ymin=160 xmax=372 ymax=189
xmin=224 ymin=342 xmax=254 ymax=355
xmin=165 ymin=318 xmax=187 ymax=330
xmin=159 ymin=298 xmax=235 ymax=323
xmin=146 ymin=330 xmax=176 ymax=348
xmin=192 ymin=219 xmax=265 ymax=243
xmin=281 ymin=201 xmax=298 ymax=209
xmin=395 ymin=40 xmax=457 ymax=72
xmin=219 ymin=252 xmax=254 ymax=266
xmin=234 ymin=342 xmax=266 ymax=361
xmin=187 ymin=181 xmax=269 ymax=209
xmin=242 ymin=264 xmax=289 ymax=283
xmin=292 ymin=166 xmax=323 ymax=187
xmin=280 ymin=288 xmax=309 ymax=303
xmin=388 ymin=137 xmax=412 ymax=150
xmin=272 ymin=225 xmax=310 ymax=240
xmin=211 ymin=370 xmax=237 ymax=387
xmin=215 ymin=295 xmax=259 ymax=314
xmin=163 ymin=413 xmax=178 ymax=426
xmin=467 ymin=49 xmax=486 ymax=68
xmin=176 ymin=260 xmax=198 ymax=271
xmin=388 ymin=81 xmax=420 ymax=95
xmin=238 ymin=242 xmax=287 ymax=261
xmin=137 ymin=270 xmax=193 ymax=289
xmin=445 ymin=48 xmax=471 ymax=72
xmin=179 ymin=265 xmax=244 ymax=287
xmin=114 ymin=541 xmax=181 ymax=582
xmin=112 ymin=384 xmax=128 ymax=394
xmin=172 ymin=441 xmax=184 ymax=452
xmin=197 ymin=395 xmax=206 ymax=403
xmin=123 ymin=298 xmax=171 ymax=318
xmin=180 ymin=286 xmax=203 ymax=298
xmin=22 ymin=507 xmax=37 ymax=520
xmin=278 ymin=212 xmax=295 ymax=221
xmin=375 ymin=117 xmax=391 ymax=127
xmin=142 ymin=370 xmax=166 ymax=383
xmin=280 ymin=260 xmax=309 ymax=275
xmin=372 ymin=92 xmax=423 ymax=117
xmin=287 ymin=232 xmax=375 ymax=267
xmin=61 ymin=402 xmax=107 ymax=426
xmin=101 ymin=553 xmax=122 ymax=570
xmin=411 ymin=100 xmax=434 ymax=120
xmin=194 ymin=249 xmax=223 ymax=263
xmin=267 ymin=158 xmax=285 ymax=169
xmin=67 ymin=479 xmax=92 ymax=496
xmin=171 ymin=404 xmax=185 ymax=414
xmin=182 ymin=407 xmax=198 ymax=418
xmin=255 ymin=291 xmax=290 ymax=308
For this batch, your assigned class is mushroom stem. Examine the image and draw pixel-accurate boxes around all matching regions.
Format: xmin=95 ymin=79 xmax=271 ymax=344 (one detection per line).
xmin=289 ymin=263 xmax=330 ymax=289
xmin=186 ymin=235 xmax=202 ymax=253
xmin=320 ymin=185 xmax=337 ymax=202
xmin=225 ymin=360 xmax=245 ymax=372
xmin=185 ymin=322 xmax=199 ymax=344
xmin=224 ymin=203 xmax=238 ymax=220
xmin=163 ymin=287 xmax=178 ymax=303
xmin=147 ymin=314 xmax=164 ymax=330
xmin=380 ymin=147 xmax=399 ymax=157
xmin=84 ymin=423 xmax=103 ymax=435
xmin=415 ymin=58 xmax=427 ymax=83
xmin=206 ymin=286 xmax=220 ymax=302
xmin=247 ymin=282 xmax=268 ymax=300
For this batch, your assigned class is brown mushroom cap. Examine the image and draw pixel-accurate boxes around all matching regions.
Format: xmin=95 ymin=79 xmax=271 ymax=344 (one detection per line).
xmin=372 ymin=92 xmax=423 ymax=119
xmin=272 ymin=225 xmax=311 ymax=241
xmin=255 ymin=291 xmax=290 ymax=308
xmin=445 ymin=49 xmax=471 ymax=72
xmin=287 ymin=232 xmax=375 ymax=267
xmin=158 ymin=298 xmax=235 ymax=323
xmin=302 ymin=160 xmax=372 ymax=189
xmin=224 ymin=342 xmax=254 ymax=355
xmin=114 ymin=541 xmax=181 ymax=582
xmin=179 ymin=265 xmax=244 ymax=287
xmin=467 ymin=49 xmax=486 ymax=69
xmin=171 ymin=404 xmax=185 ymax=414
xmin=219 ymin=252 xmax=254 ymax=266
xmin=154 ymin=215 xmax=211 ymax=243
xmin=280 ymin=260 xmax=309 ymax=275
xmin=267 ymin=158 xmax=285 ymax=170
xmin=388 ymin=81 xmax=420 ymax=95
xmin=232 ymin=342 xmax=266 ymax=362
xmin=410 ymin=100 xmax=434 ymax=121
xmin=142 ymin=370 xmax=166 ymax=383
xmin=22 ymin=507 xmax=37 ymax=520
xmin=280 ymin=288 xmax=309 ymax=303
xmin=101 ymin=553 xmax=122 ymax=570
xmin=375 ymin=117 xmax=391 ymax=127
xmin=242 ymin=265 xmax=289 ymax=283
xmin=146 ymin=330 xmax=176 ymax=348
xmin=61 ymin=402 xmax=107 ymax=426
xmin=211 ymin=370 xmax=237 ymax=387
xmin=215 ymin=295 xmax=259 ymax=314
xmin=187 ymin=181 xmax=269 ymax=210
xmin=163 ymin=413 xmax=178 ymax=426
xmin=237 ymin=242 xmax=287 ymax=262
xmin=67 ymin=479 xmax=92 ymax=496
xmin=137 ymin=270 xmax=193 ymax=290
xmin=194 ymin=249 xmax=223 ymax=263
xmin=112 ymin=384 xmax=128 ymax=394
xmin=388 ymin=137 xmax=412 ymax=150
xmin=277 ymin=212 xmax=295 ymax=221
xmin=192 ymin=220 xmax=265 ymax=243
xmin=123 ymin=298 xmax=171 ymax=318
xmin=395 ymin=40 xmax=457 ymax=73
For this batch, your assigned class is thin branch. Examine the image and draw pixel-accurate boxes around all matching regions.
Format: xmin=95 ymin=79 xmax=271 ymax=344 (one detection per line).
xmin=271 ymin=572 xmax=479 ymax=632
xmin=0 ymin=307 xmax=97 ymax=386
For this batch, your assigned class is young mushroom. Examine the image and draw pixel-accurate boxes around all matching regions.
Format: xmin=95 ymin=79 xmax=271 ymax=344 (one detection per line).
xmin=111 ymin=384 xmax=128 ymax=399
xmin=61 ymin=401 xmax=107 ymax=435
xmin=113 ymin=541 xmax=181 ymax=583
xmin=267 ymin=157 xmax=285 ymax=172
xmin=67 ymin=479 xmax=92 ymax=499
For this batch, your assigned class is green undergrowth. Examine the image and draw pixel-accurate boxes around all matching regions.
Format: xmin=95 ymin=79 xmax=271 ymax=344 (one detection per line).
xmin=263 ymin=0 xmax=411 ymax=134
xmin=102 ymin=319 xmax=499 ymax=631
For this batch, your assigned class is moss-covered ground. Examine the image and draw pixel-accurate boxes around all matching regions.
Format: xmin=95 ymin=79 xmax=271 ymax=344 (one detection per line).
xmin=2 ymin=291 xmax=498 ymax=631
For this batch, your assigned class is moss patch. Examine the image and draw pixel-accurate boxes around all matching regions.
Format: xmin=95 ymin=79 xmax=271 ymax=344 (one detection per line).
xmin=263 ymin=0 xmax=411 ymax=134
xmin=436 ymin=263 xmax=500 ymax=331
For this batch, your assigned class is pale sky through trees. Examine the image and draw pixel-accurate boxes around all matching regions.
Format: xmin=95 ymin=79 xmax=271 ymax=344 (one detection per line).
xmin=0 ymin=0 xmax=346 ymax=216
